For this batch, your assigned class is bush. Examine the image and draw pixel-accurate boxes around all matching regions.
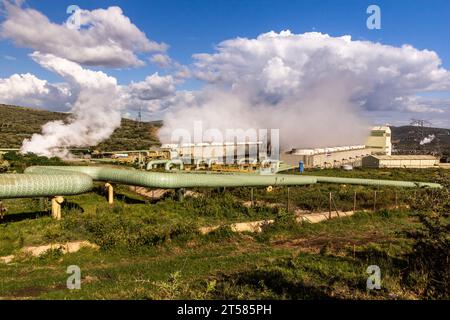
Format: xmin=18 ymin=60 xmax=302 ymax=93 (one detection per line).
xmin=404 ymin=175 xmax=450 ymax=299
xmin=62 ymin=209 xmax=198 ymax=251
xmin=3 ymin=152 xmax=65 ymax=172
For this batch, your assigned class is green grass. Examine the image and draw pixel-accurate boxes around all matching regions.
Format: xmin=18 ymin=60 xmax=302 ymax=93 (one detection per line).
xmin=0 ymin=167 xmax=448 ymax=299
xmin=0 ymin=210 xmax=430 ymax=299
xmin=293 ymin=166 xmax=449 ymax=182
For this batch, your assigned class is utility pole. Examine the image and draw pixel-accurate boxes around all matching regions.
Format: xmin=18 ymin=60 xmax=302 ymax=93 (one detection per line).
xmin=137 ymin=106 xmax=142 ymax=128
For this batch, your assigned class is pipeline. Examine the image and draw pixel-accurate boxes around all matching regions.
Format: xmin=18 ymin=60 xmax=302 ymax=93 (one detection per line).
xmin=309 ymin=176 xmax=442 ymax=189
xmin=0 ymin=169 xmax=93 ymax=198
xmin=0 ymin=165 xmax=442 ymax=200
xmin=24 ymin=166 xmax=317 ymax=189
xmin=165 ymin=159 xmax=184 ymax=171
xmin=195 ymin=159 xmax=209 ymax=170
xmin=146 ymin=159 xmax=170 ymax=171
xmin=237 ymin=158 xmax=257 ymax=165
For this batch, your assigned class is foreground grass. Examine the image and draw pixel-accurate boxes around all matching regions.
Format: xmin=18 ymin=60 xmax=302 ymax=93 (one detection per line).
xmin=0 ymin=207 xmax=429 ymax=299
xmin=0 ymin=167 xmax=448 ymax=299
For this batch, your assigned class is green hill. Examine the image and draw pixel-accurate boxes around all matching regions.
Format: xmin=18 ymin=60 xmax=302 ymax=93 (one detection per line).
xmin=0 ymin=104 xmax=162 ymax=151
xmin=391 ymin=125 xmax=450 ymax=156
xmin=2 ymin=104 xmax=450 ymax=156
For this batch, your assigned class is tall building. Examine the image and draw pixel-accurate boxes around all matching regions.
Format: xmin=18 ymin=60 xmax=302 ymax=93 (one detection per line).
xmin=365 ymin=126 xmax=392 ymax=156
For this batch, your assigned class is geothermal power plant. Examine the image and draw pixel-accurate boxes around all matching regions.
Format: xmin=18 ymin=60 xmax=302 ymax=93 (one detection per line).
xmin=0 ymin=125 xmax=444 ymax=220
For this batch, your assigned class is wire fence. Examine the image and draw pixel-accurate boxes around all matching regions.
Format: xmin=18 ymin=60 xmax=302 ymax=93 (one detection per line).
xmin=242 ymin=186 xmax=423 ymax=213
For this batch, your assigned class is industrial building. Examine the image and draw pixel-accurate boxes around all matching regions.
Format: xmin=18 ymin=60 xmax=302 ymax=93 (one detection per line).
xmin=362 ymin=155 xmax=439 ymax=168
xmin=281 ymin=145 xmax=372 ymax=168
xmin=161 ymin=142 xmax=268 ymax=165
xmin=366 ymin=126 xmax=392 ymax=155
xmin=280 ymin=126 xmax=393 ymax=169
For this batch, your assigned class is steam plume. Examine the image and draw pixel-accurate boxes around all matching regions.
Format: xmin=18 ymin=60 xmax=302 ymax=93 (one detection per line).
xmin=159 ymin=31 xmax=450 ymax=150
xmin=20 ymin=53 xmax=121 ymax=158
xmin=420 ymin=134 xmax=435 ymax=145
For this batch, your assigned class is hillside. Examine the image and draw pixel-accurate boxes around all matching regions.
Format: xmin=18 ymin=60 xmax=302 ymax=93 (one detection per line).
xmin=0 ymin=104 xmax=162 ymax=151
xmin=2 ymin=104 xmax=450 ymax=156
xmin=391 ymin=125 xmax=450 ymax=156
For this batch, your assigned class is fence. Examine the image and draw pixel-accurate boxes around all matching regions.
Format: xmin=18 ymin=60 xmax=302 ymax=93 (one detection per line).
xmin=244 ymin=186 xmax=420 ymax=214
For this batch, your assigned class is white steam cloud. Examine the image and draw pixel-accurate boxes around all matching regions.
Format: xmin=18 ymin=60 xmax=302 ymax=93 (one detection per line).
xmin=419 ymin=134 xmax=435 ymax=145
xmin=159 ymin=31 xmax=450 ymax=149
xmin=15 ymin=53 xmax=177 ymax=158
xmin=20 ymin=53 xmax=121 ymax=158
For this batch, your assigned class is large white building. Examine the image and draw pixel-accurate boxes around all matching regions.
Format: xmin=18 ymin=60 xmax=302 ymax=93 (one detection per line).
xmin=280 ymin=126 xmax=393 ymax=168
xmin=365 ymin=126 xmax=392 ymax=156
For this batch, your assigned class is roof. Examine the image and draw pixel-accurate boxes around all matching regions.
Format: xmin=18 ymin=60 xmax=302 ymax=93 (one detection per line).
xmin=371 ymin=126 xmax=391 ymax=132
xmin=368 ymin=155 xmax=438 ymax=160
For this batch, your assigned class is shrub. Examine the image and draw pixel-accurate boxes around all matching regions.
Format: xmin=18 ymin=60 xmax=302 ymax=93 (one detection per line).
xmin=404 ymin=175 xmax=450 ymax=299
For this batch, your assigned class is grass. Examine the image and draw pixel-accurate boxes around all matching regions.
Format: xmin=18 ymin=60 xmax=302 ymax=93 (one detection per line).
xmin=0 ymin=166 xmax=448 ymax=299
xmin=0 ymin=210 xmax=430 ymax=299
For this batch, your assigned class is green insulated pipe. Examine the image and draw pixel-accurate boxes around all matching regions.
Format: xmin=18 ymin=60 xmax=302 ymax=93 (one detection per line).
xmin=146 ymin=160 xmax=170 ymax=171
xmin=0 ymin=165 xmax=442 ymax=200
xmin=0 ymin=170 xmax=93 ymax=199
xmin=310 ymin=176 xmax=442 ymax=189
xmin=24 ymin=166 xmax=317 ymax=189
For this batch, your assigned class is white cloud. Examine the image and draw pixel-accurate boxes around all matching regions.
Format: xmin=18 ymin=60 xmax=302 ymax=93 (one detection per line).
xmin=30 ymin=52 xmax=118 ymax=89
xmin=126 ymin=73 xmax=175 ymax=101
xmin=3 ymin=17 xmax=450 ymax=156
xmin=0 ymin=72 xmax=72 ymax=110
xmin=394 ymin=96 xmax=446 ymax=114
xmin=118 ymin=72 xmax=177 ymax=121
xmin=160 ymin=30 xmax=450 ymax=147
xmin=1 ymin=3 xmax=167 ymax=67
xmin=191 ymin=31 xmax=450 ymax=109
xmin=150 ymin=54 xmax=172 ymax=68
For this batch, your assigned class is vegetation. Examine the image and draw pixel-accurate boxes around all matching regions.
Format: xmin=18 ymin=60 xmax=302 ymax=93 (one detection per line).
xmin=2 ymin=104 xmax=450 ymax=156
xmin=2 ymin=152 xmax=66 ymax=173
xmin=0 ymin=162 xmax=448 ymax=299
xmin=391 ymin=125 xmax=450 ymax=156
xmin=0 ymin=104 xmax=161 ymax=151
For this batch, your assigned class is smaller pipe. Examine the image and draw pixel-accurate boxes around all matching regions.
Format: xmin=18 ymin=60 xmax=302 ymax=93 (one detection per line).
xmin=237 ymin=158 xmax=257 ymax=165
xmin=195 ymin=159 xmax=208 ymax=170
xmin=165 ymin=159 xmax=184 ymax=171
xmin=261 ymin=159 xmax=281 ymax=173
xmin=146 ymin=160 xmax=170 ymax=171
xmin=207 ymin=159 xmax=219 ymax=167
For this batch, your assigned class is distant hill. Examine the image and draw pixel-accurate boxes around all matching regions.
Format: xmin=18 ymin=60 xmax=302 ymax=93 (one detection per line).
xmin=2 ymin=104 xmax=450 ymax=156
xmin=391 ymin=125 xmax=450 ymax=156
xmin=0 ymin=104 xmax=162 ymax=151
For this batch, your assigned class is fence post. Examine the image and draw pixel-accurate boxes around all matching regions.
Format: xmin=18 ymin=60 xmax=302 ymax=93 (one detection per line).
xmin=395 ymin=191 xmax=398 ymax=209
xmin=250 ymin=188 xmax=254 ymax=207
xmin=373 ymin=191 xmax=377 ymax=212
xmin=329 ymin=192 xmax=332 ymax=219
xmin=286 ymin=187 xmax=290 ymax=212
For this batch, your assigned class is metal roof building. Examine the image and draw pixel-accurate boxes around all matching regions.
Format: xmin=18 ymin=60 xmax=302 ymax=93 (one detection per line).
xmin=362 ymin=155 xmax=439 ymax=168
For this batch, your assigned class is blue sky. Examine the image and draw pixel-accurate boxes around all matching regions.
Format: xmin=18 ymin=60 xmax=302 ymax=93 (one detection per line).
xmin=2 ymin=0 xmax=450 ymax=85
